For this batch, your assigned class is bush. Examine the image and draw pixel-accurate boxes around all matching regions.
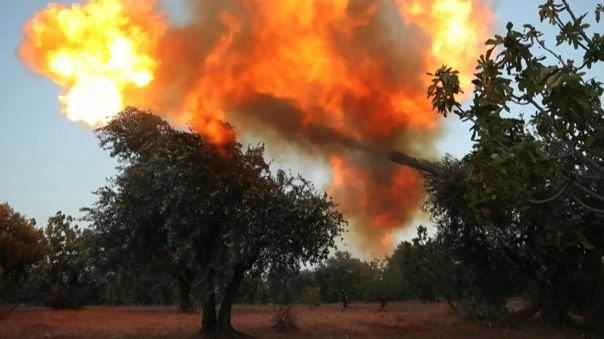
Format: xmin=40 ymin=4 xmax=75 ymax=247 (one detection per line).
xmin=270 ymin=305 xmax=299 ymax=333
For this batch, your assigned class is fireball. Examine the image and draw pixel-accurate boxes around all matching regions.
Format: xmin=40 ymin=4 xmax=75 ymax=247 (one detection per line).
xmin=20 ymin=0 xmax=164 ymax=126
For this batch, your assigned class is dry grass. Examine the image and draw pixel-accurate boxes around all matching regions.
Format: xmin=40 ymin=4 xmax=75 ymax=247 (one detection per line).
xmin=0 ymin=302 xmax=600 ymax=338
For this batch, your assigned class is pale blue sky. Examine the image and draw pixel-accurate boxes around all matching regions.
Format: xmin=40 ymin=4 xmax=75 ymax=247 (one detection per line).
xmin=0 ymin=1 xmax=598 ymax=227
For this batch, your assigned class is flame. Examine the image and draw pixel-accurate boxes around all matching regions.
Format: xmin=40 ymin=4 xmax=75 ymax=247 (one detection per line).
xmin=398 ymin=0 xmax=493 ymax=89
xmin=330 ymin=155 xmax=424 ymax=255
xmin=20 ymin=0 xmax=165 ymax=126
xmin=381 ymin=233 xmax=394 ymax=251
xmin=20 ymin=0 xmax=492 ymax=255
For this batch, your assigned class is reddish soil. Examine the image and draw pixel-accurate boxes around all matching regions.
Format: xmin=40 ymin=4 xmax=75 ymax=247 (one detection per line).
xmin=0 ymin=302 xmax=599 ymax=338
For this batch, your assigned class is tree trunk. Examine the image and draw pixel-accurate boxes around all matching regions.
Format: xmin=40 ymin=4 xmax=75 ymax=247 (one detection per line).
xmin=341 ymin=291 xmax=348 ymax=309
xmin=176 ymin=274 xmax=193 ymax=312
xmin=215 ymin=263 xmax=247 ymax=334
xmin=171 ymin=252 xmax=194 ymax=312
xmin=506 ymin=294 xmax=540 ymax=323
xmin=577 ymin=251 xmax=604 ymax=330
xmin=507 ymin=281 xmax=573 ymax=325
xmin=540 ymin=267 xmax=574 ymax=326
xmin=201 ymin=292 xmax=217 ymax=334
xmin=445 ymin=298 xmax=457 ymax=311
xmin=200 ymin=267 xmax=217 ymax=334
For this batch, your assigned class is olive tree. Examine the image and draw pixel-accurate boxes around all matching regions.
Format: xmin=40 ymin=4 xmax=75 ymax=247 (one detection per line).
xmin=86 ymin=108 xmax=345 ymax=336
xmin=315 ymin=251 xmax=365 ymax=308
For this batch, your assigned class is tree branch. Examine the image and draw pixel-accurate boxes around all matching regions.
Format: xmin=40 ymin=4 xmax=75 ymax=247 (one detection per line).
xmin=532 ymin=36 xmax=565 ymax=65
xmin=560 ymin=0 xmax=594 ymax=47
xmin=572 ymin=195 xmax=604 ymax=214
xmin=572 ymin=181 xmax=604 ymax=203
xmin=387 ymin=151 xmax=443 ymax=176
xmin=579 ymin=154 xmax=604 ymax=174
xmin=527 ymin=181 xmax=570 ymax=204
xmin=576 ymin=173 xmax=604 ymax=181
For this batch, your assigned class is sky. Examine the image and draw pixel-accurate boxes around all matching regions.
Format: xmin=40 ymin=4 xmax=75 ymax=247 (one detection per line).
xmin=0 ymin=1 xmax=598 ymax=235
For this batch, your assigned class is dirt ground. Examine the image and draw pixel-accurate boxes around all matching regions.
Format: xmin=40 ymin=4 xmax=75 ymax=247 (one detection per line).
xmin=0 ymin=302 xmax=600 ymax=338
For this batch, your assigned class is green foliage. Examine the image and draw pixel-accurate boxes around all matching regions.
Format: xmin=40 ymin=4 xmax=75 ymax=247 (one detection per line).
xmin=235 ymin=273 xmax=270 ymax=304
xmin=388 ymin=226 xmax=437 ymax=302
xmin=86 ymin=108 xmax=346 ymax=332
xmin=0 ymin=203 xmax=45 ymax=304
xmin=302 ymin=286 xmax=321 ymax=308
xmin=41 ymin=212 xmax=88 ymax=309
xmin=422 ymin=158 xmax=521 ymax=320
xmin=315 ymin=251 xmax=366 ymax=307
xmin=0 ymin=203 xmax=45 ymax=276
xmin=361 ymin=259 xmax=402 ymax=310
xmin=424 ymin=0 xmax=604 ymax=326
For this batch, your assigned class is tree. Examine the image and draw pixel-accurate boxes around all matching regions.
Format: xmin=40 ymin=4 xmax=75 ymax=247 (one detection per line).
xmin=83 ymin=111 xmax=200 ymax=312
xmin=287 ymin=269 xmax=317 ymax=304
xmin=86 ymin=108 xmax=346 ymax=336
xmin=315 ymin=251 xmax=365 ymax=308
xmin=302 ymin=286 xmax=321 ymax=308
xmin=390 ymin=158 xmax=527 ymax=319
xmin=388 ymin=226 xmax=438 ymax=302
xmin=265 ymin=267 xmax=310 ymax=305
xmin=361 ymin=259 xmax=402 ymax=311
xmin=392 ymin=0 xmax=604 ymax=328
xmin=41 ymin=212 xmax=89 ymax=309
xmin=234 ymin=272 xmax=270 ymax=304
xmin=0 ymin=203 xmax=45 ymax=276
xmin=206 ymin=158 xmax=345 ymax=335
xmin=0 ymin=203 xmax=45 ymax=304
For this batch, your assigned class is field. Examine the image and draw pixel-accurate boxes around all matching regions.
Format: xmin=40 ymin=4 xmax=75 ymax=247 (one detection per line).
xmin=0 ymin=302 xmax=600 ymax=338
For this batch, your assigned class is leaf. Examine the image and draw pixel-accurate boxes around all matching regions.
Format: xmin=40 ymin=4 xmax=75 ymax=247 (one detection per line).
xmin=578 ymin=233 xmax=595 ymax=250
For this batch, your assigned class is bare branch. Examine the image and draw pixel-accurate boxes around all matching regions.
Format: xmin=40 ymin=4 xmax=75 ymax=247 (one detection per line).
xmin=532 ymin=36 xmax=565 ymax=65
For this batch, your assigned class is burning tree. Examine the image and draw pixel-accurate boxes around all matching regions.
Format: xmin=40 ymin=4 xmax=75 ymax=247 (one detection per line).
xmin=391 ymin=1 xmax=604 ymax=328
xmin=85 ymin=108 xmax=345 ymax=336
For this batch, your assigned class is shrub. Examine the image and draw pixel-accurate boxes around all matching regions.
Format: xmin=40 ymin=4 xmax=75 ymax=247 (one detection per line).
xmin=270 ymin=305 xmax=299 ymax=333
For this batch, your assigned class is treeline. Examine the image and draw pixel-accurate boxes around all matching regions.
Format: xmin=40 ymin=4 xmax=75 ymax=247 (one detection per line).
xmin=230 ymin=231 xmax=447 ymax=310
xmin=0 ymin=202 xmax=450 ymax=311
xmin=0 ymin=207 xmax=172 ymax=308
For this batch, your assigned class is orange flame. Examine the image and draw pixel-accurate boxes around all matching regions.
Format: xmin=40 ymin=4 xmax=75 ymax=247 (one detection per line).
xmin=398 ymin=0 xmax=493 ymax=89
xmin=20 ymin=0 xmax=492 ymax=255
xmin=20 ymin=0 xmax=165 ymax=126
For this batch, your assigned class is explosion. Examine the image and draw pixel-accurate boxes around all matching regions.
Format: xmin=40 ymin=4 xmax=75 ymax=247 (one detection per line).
xmin=20 ymin=0 xmax=164 ymax=126
xmin=20 ymin=0 xmax=492 ymax=256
